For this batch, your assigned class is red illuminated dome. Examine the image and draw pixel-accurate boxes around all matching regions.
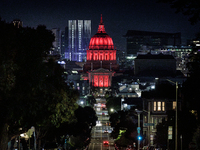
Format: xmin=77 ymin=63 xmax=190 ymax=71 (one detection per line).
xmin=89 ymin=15 xmax=114 ymax=50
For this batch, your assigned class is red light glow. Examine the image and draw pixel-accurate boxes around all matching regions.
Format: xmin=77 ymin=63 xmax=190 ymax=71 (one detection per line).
xmin=93 ymin=75 xmax=110 ymax=87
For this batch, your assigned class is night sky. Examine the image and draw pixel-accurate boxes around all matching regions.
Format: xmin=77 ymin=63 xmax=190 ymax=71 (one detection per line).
xmin=1 ymin=0 xmax=200 ymax=50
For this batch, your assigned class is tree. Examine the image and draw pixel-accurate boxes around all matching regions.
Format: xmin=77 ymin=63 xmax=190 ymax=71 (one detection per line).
xmin=154 ymin=119 xmax=170 ymax=149
xmin=86 ymin=95 xmax=96 ymax=106
xmin=109 ymin=110 xmax=137 ymax=147
xmin=182 ymin=33 xmax=200 ymax=121
xmin=157 ymin=0 xmax=200 ymax=24
xmin=106 ymin=96 xmax=121 ymax=113
xmin=0 ymin=19 xmax=79 ymax=150
xmin=64 ymin=106 xmax=97 ymax=149
xmin=192 ymin=125 xmax=200 ymax=149
xmin=155 ymin=110 xmax=197 ymax=149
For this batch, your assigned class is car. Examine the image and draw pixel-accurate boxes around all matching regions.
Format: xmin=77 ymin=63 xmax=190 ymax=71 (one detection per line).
xmin=103 ymin=141 xmax=109 ymax=146
xmin=106 ymin=122 xmax=110 ymax=126
xmin=104 ymin=130 xmax=108 ymax=133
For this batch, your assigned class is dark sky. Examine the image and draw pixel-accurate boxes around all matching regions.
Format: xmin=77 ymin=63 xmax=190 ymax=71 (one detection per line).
xmin=1 ymin=0 xmax=200 ymax=50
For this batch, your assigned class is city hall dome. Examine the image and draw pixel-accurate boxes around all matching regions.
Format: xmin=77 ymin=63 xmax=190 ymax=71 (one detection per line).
xmin=89 ymin=15 xmax=114 ymax=50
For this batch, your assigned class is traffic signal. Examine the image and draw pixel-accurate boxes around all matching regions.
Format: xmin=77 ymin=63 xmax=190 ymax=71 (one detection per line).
xmin=138 ymin=135 xmax=142 ymax=140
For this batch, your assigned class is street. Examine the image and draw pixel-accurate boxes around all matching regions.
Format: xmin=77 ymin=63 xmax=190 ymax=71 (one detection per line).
xmin=88 ymin=97 xmax=115 ymax=150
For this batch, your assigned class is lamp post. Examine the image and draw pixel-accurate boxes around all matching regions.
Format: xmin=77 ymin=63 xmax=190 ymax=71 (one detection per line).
xmin=167 ymin=79 xmax=178 ymax=150
xmin=121 ymin=98 xmax=124 ymax=110
xmin=135 ymin=109 xmax=142 ymax=150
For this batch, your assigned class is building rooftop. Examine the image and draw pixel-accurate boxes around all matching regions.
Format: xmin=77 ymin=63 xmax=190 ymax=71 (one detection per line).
xmin=135 ymin=53 xmax=175 ymax=59
xmin=124 ymin=30 xmax=181 ymax=37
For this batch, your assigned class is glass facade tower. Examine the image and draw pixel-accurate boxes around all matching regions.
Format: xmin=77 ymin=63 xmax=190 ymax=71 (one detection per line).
xmin=68 ymin=20 xmax=91 ymax=62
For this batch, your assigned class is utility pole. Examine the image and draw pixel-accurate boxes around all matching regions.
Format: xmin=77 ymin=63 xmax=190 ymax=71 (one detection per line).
xmin=166 ymin=79 xmax=178 ymax=150
xmin=136 ymin=109 xmax=142 ymax=150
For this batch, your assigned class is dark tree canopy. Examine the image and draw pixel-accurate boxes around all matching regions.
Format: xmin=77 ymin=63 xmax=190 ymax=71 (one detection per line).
xmin=157 ymin=0 xmax=200 ymax=24
xmin=0 ymin=19 xmax=79 ymax=150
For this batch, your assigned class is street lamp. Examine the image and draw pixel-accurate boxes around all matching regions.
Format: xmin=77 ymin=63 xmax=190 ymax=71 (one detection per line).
xmin=166 ymin=79 xmax=178 ymax=150
xmin=121 ymin=98 xmax=124 ymax=110
xmin=135 ymin=109 xmax=143 ymax=150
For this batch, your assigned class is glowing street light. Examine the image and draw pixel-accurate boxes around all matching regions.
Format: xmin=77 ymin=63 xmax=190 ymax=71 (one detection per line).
xmin=121 ymin=98 xmax=124 ymax=110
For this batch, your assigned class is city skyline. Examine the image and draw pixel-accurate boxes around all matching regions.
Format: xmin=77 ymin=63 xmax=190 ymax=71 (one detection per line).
xmin=1 ymin=0 xmax=200 ymax=50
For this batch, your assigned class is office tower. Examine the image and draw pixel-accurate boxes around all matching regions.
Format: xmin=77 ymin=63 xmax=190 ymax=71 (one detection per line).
xmin=124 ymin=30 xmax=181 ymax=56
xmin=61 ymin=27 xmax=68 ymax=59
xmin=61 ymin=31 xmax=65 ymax=58
xmin=52 ymin=28 xmax=61 ymax=55
xmin=68 ymin=20 xmax=91 ymax=62
xmin=13 ymin=19 xmax=23 ymax=28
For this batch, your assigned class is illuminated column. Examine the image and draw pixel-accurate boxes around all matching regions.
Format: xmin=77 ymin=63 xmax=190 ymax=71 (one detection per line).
xmin=91 ymin=51 xmax=94 ymax=60
xmin=90 ymin=51 xmax=92 ymax=60
xmin=94 ymin=75 xmax=99 ymax=87
xmin=107 ymin=51 xmax=110 ymax=60
xmin=114 ymin=51 xmax=116 ymax=60
xmin=97 ymin=51 xmax=101 ymax=60
xmin=110 ymin=51 xmax=113 ymax=60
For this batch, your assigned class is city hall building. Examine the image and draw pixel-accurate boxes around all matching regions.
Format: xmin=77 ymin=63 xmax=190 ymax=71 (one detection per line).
xmin=82 ymin=15 xmax=119 ymax=95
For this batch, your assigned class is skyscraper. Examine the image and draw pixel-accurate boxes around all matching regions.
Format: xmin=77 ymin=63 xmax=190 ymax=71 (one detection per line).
xmin=61 ymin=26 xmax=68 ymax=59
xmin=52 ymin=28 xmax=61 ymax=55
xmin=68 ymin=20 xmax=91 ymax=62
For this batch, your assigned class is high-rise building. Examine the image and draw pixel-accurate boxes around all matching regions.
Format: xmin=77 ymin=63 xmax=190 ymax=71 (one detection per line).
xmin=68 ymin=20 xmax=91 ymax=62
xmin=52 ymin=28 xmax=61 ymax=55
xmin=61 ymin=31 xmax=65 ymax=58
xmin=61 ymin=27 xmax=68 ymax=59
xmin=13 ymin=19 xmax=23 ymax=28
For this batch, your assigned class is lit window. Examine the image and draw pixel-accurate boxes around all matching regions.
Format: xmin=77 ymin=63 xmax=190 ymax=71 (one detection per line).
xmin=77 ymin=83 xmax=79 ymax=86
xmin=173 ymin=101 xmax=176 ymax=110
xmin=154 ymin=101 xmax=165 ymax=111
xmin=162 ymin=102 xmax=165 ymax=111
xmin=157 ymin=102 xmax=161 ymax=111
xmin=154 ymin=102 xmax=156 ymax=111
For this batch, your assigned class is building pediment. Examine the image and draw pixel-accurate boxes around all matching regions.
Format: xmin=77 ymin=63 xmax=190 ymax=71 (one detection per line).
xmin=89 ymin=68 xmax=113 ymax=73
